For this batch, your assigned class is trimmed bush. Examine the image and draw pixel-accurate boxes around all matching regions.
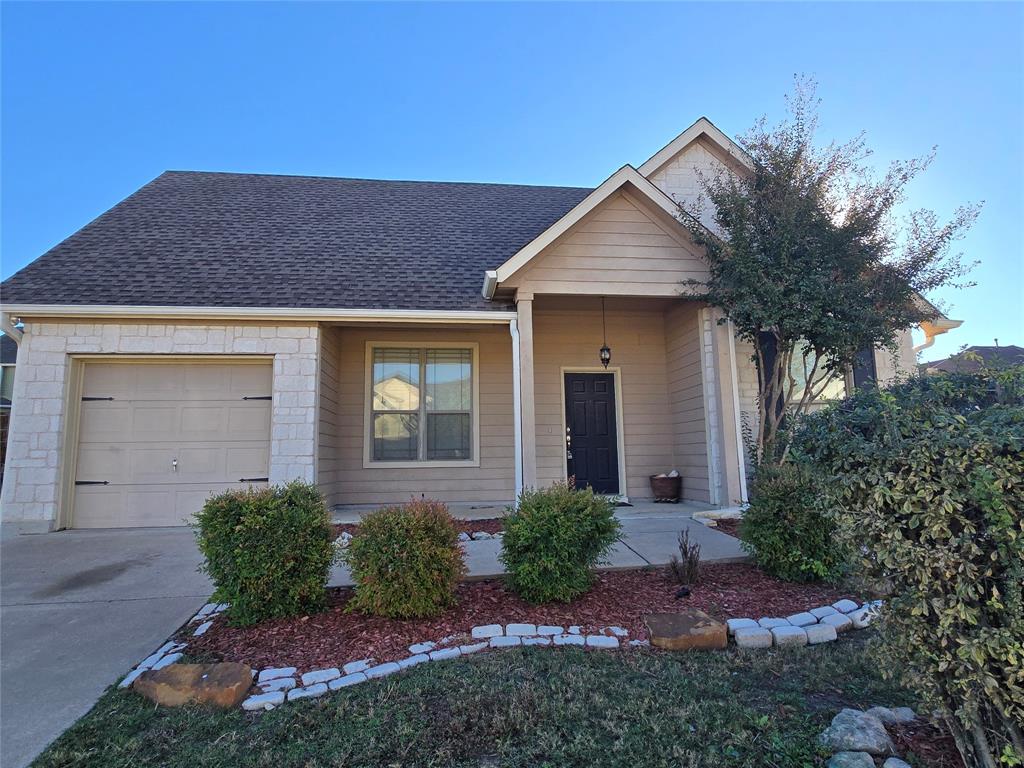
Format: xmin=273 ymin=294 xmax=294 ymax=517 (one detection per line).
xmin=194 ymin=481 xmax=335 ymax=627
xmin=500 ymin=482 xmax=621 ymax=604
xmin=796 ymin=368 xmax=1024 ymax=768
xmin=739 ymin=462 xmax=847 ymax=582
xmin=341 ymin=500 xmax=466 ymax=619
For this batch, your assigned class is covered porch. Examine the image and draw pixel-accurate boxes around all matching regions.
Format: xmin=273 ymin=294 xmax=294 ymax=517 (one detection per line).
xmin=314 ymin=294 xmax=749 ymax=512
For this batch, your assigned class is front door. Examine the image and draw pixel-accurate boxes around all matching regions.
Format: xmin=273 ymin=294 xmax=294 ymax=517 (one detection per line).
xmin=564 ymin=372 xmax=619 ymax=494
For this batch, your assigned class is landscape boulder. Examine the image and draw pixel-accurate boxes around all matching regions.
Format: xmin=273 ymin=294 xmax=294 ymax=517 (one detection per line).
xmin=134 ymin=662 xmax=253 ymax=708
xmin=818 ymin=708 xmax=896 ymax=756
xmin=645 ymin=610 xmax=727 ymax=651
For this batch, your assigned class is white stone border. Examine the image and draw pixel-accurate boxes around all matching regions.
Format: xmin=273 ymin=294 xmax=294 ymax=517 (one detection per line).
xmin=726 ymin=599 xmax=883 ymax=649
xmin=242 ymin=622 xmax=643 ymax=711
xmin=119 ymin=596 xmax=881 ymax=712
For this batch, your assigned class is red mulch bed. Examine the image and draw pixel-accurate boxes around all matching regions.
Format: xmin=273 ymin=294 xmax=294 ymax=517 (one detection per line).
xmin=712 ymin=519 xmax=741 ymax=538
xmin=890 ymin=719 xmax=965 ymax=768
xmin=188 ymin=564 xmax=854 ymax=674
xmin=333 ymin=518 xmax=505 ymax=538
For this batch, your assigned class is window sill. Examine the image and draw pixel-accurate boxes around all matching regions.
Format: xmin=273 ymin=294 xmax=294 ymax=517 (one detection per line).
xmin=362 ymin=458 xmax=481 ymax=470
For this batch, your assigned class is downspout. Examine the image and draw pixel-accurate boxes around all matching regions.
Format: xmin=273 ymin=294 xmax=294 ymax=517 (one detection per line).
xmin=1 ymin=312 xmax=23 ymax=344
xmin=726 ymin=320 xmax=748 ymax=504
xmin=509 ymin=318 xmax=523 ymax=504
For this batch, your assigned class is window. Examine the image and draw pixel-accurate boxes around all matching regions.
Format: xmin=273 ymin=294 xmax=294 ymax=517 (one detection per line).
xmin=788 ymin=342 xmax=848 ymax=403
xmin=368 ymin=345 xmax=476 ymax=464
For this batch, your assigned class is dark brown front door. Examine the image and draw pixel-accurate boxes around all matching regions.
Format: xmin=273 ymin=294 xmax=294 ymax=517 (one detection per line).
xmin=564 ymin=372 xmax=619 ymax=494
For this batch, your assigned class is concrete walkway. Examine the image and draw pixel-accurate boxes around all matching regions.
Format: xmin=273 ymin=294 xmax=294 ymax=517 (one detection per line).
xmin=0 ymin=528 xmax=212 ymax=768
xmin=329 ymin=501 xmax=745 ymax=586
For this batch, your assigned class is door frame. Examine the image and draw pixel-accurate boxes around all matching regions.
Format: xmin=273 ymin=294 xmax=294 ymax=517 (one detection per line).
xmin=60 ymin=354 xmax=274 ymax=530
xmin=558 ymin=366 xmax=628 ymax=501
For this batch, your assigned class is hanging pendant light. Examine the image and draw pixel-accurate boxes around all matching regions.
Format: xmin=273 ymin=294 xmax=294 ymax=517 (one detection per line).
xmin=599 ymin=296 xmax=611 ymax=369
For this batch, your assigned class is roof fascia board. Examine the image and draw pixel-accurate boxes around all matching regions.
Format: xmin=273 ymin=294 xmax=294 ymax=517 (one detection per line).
xmin=4 ymin=304 xmax=516 ymax=325
xmin=491 ymin=165 xmax=688 ymax=286
xmin=637 ymin=117 xmax=753 ymax=177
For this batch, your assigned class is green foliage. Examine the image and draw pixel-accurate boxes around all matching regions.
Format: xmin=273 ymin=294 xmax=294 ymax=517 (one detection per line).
xmin=193 ymin=481 xmax=335 ymax=627
xmin=341 ymin=499 xmax=466 ymax=619
xmin=796 ymin=367 xmax=1024 ymax=767
xmin=679 ymin=77 xmax=978 ymax=463
xmin=500 ymin=482 xmax=621 ymax=603
xmin=739 ymin=462 xmax=847 ymax=582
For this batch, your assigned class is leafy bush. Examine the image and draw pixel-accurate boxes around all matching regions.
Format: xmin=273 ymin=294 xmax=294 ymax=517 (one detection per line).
xmin=738 ymin=461 xmax=847 ymax=582
xmin=668 ymin=529 xmax=701 ymax=585
xmin=500 ymin=482 xmax=621 ymax=604
xmin=194 ymin=481 xmax=335 ymax=627
xmin=796 ymin=367 xmax=1024 ymax=768
xmin=341 ymin=499 xmax=466 ymax=619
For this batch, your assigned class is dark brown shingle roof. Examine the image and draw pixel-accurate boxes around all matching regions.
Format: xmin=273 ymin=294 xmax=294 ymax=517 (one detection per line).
xmin=0 ymin=171 xmax=593 ymax=312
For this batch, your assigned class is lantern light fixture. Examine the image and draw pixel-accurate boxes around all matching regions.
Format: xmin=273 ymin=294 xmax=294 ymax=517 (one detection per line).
xmin=599 ymin=297 xmax=611 ymax=369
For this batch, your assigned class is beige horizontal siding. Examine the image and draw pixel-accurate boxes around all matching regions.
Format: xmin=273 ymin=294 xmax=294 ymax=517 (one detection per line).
xmin=505 ymin=191 xmax=708 ymax=297
xmin=325 ymin=325 xmax=515 ymax=506
xmin=664 ymin=302 xmax=711 ymax=502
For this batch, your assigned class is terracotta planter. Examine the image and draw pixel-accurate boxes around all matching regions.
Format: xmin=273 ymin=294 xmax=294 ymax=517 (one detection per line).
xmin=649 ymin=475 xmax=681 ymax=503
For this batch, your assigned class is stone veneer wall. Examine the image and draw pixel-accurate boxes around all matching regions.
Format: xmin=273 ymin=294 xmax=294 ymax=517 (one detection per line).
xmin=0 ymin=321 xmax=320 ymax=529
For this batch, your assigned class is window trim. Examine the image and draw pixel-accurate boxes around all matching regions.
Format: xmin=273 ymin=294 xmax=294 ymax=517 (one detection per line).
xmin=362 ymin=341 xmax=481 ymax=469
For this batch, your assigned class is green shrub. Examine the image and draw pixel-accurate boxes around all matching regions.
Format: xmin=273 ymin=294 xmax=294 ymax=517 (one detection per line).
xmin=341 ymin=499 xmax=466 ymax=619
xmin=194 ymin=481 xmax=335 ymax=627
xmin=500 ymin=482 xmax=621 ymax=604
xmin=796 ymin=368 xmax=1024 ymax=768
xmin=738 ymin=461 xmax=847 ymax=582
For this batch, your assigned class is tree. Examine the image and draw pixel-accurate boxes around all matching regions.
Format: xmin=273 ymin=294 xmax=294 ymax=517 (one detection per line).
xmin=680 ymin=78 xmax=979 ymax=465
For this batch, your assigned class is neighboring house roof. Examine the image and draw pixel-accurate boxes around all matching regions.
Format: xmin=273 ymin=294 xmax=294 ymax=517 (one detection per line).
xmin=921 ymin=345 xmax=1024 ymax=374
xmin=0 ymin=335 xmax=16 ymax=365
xmin=0 ymin=172 xmax=592 ymax=312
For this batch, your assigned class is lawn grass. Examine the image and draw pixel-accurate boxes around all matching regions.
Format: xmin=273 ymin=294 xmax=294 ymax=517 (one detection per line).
xmin=33 ymin=633 xmax=914 ymax=768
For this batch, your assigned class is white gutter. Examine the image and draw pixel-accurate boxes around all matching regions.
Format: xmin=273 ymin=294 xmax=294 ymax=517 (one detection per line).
xmin=726 ymin=319 xmax=748 ymax=504
xmin=0 ymin=312 xmax=23 ymax=344
xmin=481 ymin=270 xmax=498 ymax=300
xmin=3 ymin=304 xmax=516 ymax=324
xmin=509 ymin=318 xmax=524 ymax=504
xmin=913 ymin=317 xmax=964 ymax=354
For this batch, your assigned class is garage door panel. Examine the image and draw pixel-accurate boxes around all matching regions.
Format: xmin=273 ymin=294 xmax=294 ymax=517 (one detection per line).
xmin=226 ymin=404 xmax=271 ymax=440
xmin=133 ymin=406 xmax=179 ymax=440
xmin=79 ymin=403 xmax=132 ymax=441
xmin=76 ymin=446 xmax=131 ymax=484
xmin=226 ymin=446 xmax=271 ymax=478
xmin=73 ymin=361 xmax=273 ymax=529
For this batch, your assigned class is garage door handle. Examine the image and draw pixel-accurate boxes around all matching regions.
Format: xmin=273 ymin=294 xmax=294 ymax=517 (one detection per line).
xmin=242 ymin=396 xmax=272 ymax=401
xmin=239 ymin=477 xmax=269 ymax=483
xmin=82 ymin=396 xmax=114 ymax=401
xmin=75 ymin=480 xmax=109 ymax=486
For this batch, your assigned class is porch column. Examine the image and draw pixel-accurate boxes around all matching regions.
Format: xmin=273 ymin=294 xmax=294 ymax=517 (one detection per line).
xmin=516 ymin=296 xmax=538 ymax=489
xmin=710 ymin=309 xmax=747 ymax=505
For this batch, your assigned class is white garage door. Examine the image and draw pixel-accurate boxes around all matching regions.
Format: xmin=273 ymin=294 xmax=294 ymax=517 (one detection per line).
xmin=72 ymin=361 xmax=272 ymax=528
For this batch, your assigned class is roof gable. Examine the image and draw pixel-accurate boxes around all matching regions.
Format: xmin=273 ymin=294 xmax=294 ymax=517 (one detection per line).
xmin=499 ymin=188 xmax=708 ymax=297
xmin=488 ymin=165 xmax=697 ymax=291
xmin=638 ymin=117 xmax=752 ymax=178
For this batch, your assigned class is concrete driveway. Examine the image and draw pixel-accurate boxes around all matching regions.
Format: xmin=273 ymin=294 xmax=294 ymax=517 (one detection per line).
xmin=0 ymin=528 xmax=211 ymax=768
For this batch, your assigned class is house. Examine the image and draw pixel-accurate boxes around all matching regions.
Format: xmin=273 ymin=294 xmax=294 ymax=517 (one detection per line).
xmin=921 ymin=345 xmax=1024 ymax=374
xmin=0 ymin=118 xmax=961 ymax=533
xmin=0 ymin=334 xmax=16 ymax=486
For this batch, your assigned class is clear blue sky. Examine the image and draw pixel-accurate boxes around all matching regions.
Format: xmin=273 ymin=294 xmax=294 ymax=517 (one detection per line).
xmin=2 ymin=2 xmax=1021 ymax=360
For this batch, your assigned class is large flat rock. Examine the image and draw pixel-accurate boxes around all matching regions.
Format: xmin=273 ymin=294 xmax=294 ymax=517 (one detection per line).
xmin=645 ymin=610 xmax=727 ymax=651
xmin=134 ymin=662 xmax=253 ymax=708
